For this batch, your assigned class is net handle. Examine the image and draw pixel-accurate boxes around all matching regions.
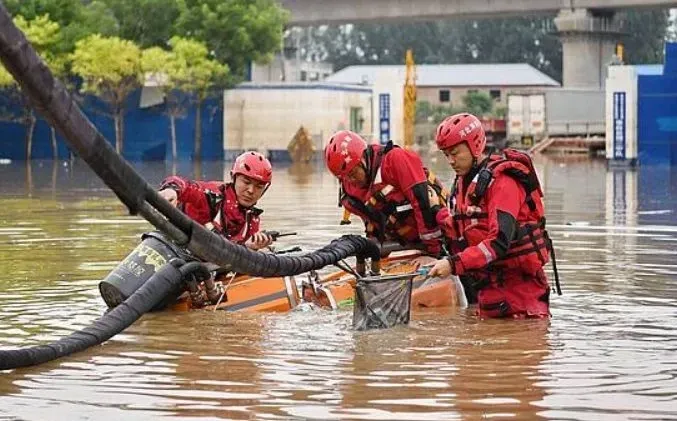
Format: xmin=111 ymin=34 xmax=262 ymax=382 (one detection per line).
xmin=356 ymin=272 xmax=418 ymax=284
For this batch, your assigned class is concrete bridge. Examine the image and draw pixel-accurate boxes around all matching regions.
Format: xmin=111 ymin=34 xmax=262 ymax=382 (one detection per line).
xmin=279 ymin=0 xmax=677 ymax=88
xmin=280 ymin=0 xmax=676 ymax=25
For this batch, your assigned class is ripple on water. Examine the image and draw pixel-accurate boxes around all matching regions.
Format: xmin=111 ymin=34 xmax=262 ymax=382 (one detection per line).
xmin=1 ymin=160 xmax=677 ymax=420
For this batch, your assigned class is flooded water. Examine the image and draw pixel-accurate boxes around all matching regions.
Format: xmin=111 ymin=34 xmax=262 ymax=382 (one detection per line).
xmin=1 ymin=155 xmax=676 ymax=420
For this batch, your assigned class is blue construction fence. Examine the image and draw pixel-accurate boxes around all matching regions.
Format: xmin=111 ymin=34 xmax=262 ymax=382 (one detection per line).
xmin=638 ymin=42 xmax=677 ymax=165
xmin=0 ymin=88 xmax=223 ymax=162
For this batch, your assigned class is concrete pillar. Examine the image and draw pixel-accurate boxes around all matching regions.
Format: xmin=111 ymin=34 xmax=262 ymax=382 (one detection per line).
xmin=555 ymin=8 xmax=622 ymax=88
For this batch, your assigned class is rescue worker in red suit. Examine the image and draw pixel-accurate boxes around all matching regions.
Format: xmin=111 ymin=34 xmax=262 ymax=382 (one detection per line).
xmin=324 ymin=130 xmax=448 ymax=256
xmin=158 ymin=151 xmax=274 ymax=250
xmin=427 ymin=113 xmax=559 ymax=318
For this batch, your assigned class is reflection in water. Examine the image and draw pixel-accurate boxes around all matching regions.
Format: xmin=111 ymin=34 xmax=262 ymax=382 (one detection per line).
xmin=604 ymin=169 xmax=638 ymax=292
xmin=330 ymin=313 xmax=551 ymax=421
xmin=286 ymin=161 xmax=322 ymax=186
xmin=1 ymin=156 xmax=677 ymax=420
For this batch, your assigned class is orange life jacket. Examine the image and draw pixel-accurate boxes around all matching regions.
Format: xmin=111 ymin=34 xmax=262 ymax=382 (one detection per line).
xmin=340 ymin=143 xmax=449 ymax=245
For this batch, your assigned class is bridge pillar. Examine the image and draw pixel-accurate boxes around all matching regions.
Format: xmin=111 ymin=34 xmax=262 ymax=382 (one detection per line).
xmin=555 ymin=8 xmax=623 ymax=88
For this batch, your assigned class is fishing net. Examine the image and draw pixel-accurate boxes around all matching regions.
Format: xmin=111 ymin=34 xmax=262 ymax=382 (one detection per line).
xmin=352 ymin=273 xmax=415 ymax=331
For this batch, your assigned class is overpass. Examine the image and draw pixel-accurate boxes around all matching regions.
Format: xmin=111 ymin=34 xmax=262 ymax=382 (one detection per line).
xmin=279 ymin=0 xmax=676 ymax=25
xmin=279 ymin=0 xmax=677 ymax=88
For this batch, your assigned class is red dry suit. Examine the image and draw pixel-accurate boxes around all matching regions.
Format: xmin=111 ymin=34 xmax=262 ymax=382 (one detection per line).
xmin=159 ymin=176 xmax=262 ymax=244
xmin=436 ymin=149 xmax=558 ymax=318
xmin=340 ymin=141 xmax=448 ymax=255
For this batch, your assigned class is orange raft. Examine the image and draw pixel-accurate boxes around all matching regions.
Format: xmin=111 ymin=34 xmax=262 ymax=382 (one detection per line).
xmin=169 ymin=250 xmax=464 ymax=313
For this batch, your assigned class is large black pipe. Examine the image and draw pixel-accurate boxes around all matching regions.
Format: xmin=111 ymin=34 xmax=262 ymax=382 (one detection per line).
xmin=0 ymin=4 xmax=380 ymax=276
xmin=0 ymin=5 xmax=381 ymax=371
xmin=0 ymin=260 xmax=210 ymax=371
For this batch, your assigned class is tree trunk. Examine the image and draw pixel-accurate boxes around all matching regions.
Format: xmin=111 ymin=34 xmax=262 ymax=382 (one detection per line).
xmin=193 ymin=157 xmax=202 ymax=180
xmin=25 ymin=160 xmax=33 ymax=195
xmin=25 ymin=111 xmax=36 ymax=160
xmin=50 ymin=126 xmax=58 ymax=160
xmin=170 ymin=114 xmax=177 ymax=161
xmin=194 ymin=99 xmax=202 ymax=161
xmin=50 ymin=159 xmax=58 ymax=194
xmin=114 ymin=112 xmax=124 ymax=154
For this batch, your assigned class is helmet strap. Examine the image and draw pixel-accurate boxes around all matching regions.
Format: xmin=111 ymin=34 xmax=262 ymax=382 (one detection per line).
xmin=471 ymin=156 xmax=480 ymax=172
xmin=471 ymin=152 xmax=490 ymax=169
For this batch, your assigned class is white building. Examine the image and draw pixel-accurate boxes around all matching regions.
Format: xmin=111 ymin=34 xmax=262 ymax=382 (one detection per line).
xmin=223 ymin=82 xmax=372 ymax=162
xmin=326 ymin=63 xmax=560 ymax=145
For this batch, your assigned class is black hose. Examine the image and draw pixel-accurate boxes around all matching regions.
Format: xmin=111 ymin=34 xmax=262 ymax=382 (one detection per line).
xmin=178 ymin=261 xmax=212 ymax=284
xmin=0 ymin=5 xmax=380 ymax=277
xmin=0 ymin=260 xmax=210 ymax=371
xmin=185 ymin=231 xmax=380 ymax=277
xmin=0 ymin=9 xmax=382 ymax=371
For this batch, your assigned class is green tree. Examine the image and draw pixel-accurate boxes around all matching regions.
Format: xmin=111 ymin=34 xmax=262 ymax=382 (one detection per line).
xmin=61 ymin=1 xmax=119 ymax=50
xmin=297 ymin=11 xmax=671 ymax=83
xmin=415 ymin=101 xmax=456 ymax=125
xmin=5 ymin=0 xmax=118 ymax=52
xmin=174 ymin=0 xmax=288 ymax=78
xmin=621 ymin=9 xmax=671 ymax=64
xmin=0 ymin=14 xmax=63 ymax=159
xmin=71 ymin=35 xmax=143 ymax=154
xmin=462 ymin=91 xmax=493 ymax=116
xmin=297 ymin=18 xmax=562 ymax=80
xmin=4 ymin=0 xmax=82 ymax=27
xmin=102 ymin=0 xmax=180 ymax=48
xmin=416 ymin=92 xmax=499 ymax=125
xmin=168 ymin=36 xmax=229 ymax=159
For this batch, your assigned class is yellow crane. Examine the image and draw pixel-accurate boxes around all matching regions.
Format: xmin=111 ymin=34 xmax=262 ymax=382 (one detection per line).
xmin=403 ymin=49 xmax=416 ymax=150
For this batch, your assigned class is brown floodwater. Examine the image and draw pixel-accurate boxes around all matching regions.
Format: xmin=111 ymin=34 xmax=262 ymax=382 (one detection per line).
xmin=0 ymin=155 xmax=676 ymax=420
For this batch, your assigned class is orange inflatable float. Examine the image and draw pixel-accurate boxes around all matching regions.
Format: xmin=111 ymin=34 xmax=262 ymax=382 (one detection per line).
xmin=169 ymin=250 xmax=464 ymax=313
xmin=100 ymin=232 xmax=465 ymax=314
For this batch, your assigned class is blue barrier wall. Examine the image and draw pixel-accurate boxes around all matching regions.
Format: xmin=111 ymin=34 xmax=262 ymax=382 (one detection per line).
xmin=637 ymin=43 xmax=677 ymax=165
xmin=0 ymin=89 xmax=223 ymax=161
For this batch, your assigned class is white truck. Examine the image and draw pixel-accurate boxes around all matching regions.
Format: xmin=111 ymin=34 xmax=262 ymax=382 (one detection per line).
xmin=507 ymin=89 xmax=605 ymax=147
xmin=506 ymin=93 xmax=546 ymax=147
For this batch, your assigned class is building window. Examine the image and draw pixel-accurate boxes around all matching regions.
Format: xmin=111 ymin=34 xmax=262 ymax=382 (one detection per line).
xmin=350 ymin=107 xmax=364 ymax=133
xmin=490 ymin=89 xmax=501 ymax=101
xmin=439 ymin=89 xmax=450 ymax=103
xmin=300 ymin=70 xmax=307 ymax=81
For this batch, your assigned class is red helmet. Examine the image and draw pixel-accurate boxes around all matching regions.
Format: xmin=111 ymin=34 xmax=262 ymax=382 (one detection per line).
xmin=435 ymin=113 xmax=486 ymax=158
xmin=231 ymin=151 xmax=272 ymax=184
xmin=324 ymin=130 xmax=367 ymax=179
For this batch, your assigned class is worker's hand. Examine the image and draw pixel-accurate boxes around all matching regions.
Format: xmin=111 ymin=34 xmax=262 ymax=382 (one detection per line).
xmin=159 ymin=189 xmax=178 ymax=207
xmin=245 ymin=232 xmax=274 ymax=250
xmin=411 ymin=256 xmax=432 ymax=270
xmin=428 ymin=258 xmax=452 ymax=278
